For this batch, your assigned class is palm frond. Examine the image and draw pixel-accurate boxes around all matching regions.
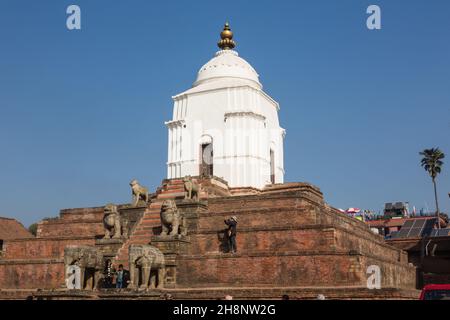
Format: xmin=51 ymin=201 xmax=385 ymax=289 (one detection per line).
xmin=419 ymin=147 xmax=445 ymax=179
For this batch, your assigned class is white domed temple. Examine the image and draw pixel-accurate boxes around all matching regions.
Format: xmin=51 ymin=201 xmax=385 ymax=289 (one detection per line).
xmin=166 ymin=23 xmax=285 ymax=189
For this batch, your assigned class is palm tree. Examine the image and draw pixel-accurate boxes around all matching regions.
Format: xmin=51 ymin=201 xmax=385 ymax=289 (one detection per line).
xmin=420 ymin=148 xmax=445 ymax=229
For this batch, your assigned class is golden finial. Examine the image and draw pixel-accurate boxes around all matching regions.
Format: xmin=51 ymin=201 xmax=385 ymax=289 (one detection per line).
xmin=217 ymin=22 xmax=236 ymax=50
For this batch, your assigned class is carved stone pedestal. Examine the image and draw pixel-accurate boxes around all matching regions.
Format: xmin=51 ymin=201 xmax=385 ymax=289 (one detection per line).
xmin=118 ymin=205 xmax=146 ymax=237
xmin=151 ymin=235 xmax=190 ymax=288
xmin=95 ymin=238 xmax=125 ymax=261
xmin=177 ymin=200 xmax=208 ymax=233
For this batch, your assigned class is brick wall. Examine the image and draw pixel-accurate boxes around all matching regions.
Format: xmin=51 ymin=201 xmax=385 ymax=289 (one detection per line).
xmin=0 ymin=261 xmax=65 ymax=289
xmin=2 ymin=238 xmax=95 ymax=260
xmin=176 ymin=253 xmax=365 ymax=288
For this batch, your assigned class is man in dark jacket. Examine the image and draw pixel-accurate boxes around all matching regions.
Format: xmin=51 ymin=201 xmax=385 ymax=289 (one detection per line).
xmin=224 ymin=216 xmax=238 ymax=253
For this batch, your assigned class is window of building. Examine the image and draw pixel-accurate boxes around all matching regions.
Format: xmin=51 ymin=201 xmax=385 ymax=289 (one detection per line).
xmin=270 ymin=149 xmax=275 ymax=184
xmin=200 ymin=143 xmax=213 ymax=177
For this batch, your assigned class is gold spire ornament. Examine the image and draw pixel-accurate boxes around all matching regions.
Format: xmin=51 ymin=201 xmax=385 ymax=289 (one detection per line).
xmin=217 ymin=22 xmax=236 ymax=50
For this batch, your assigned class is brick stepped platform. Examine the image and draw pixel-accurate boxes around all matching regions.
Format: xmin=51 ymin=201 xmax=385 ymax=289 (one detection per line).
xmin=0 ymin=206 xmax=104 ymax=290
xmin=169 ymin=182 xmax=416 ymax=292
xmin=0 ymin=178 xmax=419 ymax=300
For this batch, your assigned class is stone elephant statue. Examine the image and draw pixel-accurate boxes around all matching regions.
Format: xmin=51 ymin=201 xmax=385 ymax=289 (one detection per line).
xmin=129 ymin=244 xmax=165 ymax=289
xmin=64 ymin=246 xmax=103 ymax=290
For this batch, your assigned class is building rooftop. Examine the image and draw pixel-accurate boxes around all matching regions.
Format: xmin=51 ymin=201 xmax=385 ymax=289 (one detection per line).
xmin=0 ymin=217 xmax=32 ymax=240
xmin=367 ymin=216 xmax=435 ymax=228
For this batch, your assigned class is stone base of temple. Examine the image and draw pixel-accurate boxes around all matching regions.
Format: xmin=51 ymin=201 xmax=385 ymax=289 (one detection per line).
xmin=0 ymin=289 xmax=37 ymax=300
xmin=31 ymin=287 xmax=420 ymax=300
xmin=0 ymin=177 xmax=419 ymax=299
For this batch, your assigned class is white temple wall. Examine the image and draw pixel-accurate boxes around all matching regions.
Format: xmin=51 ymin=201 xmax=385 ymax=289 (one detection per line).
xmin=167 ymin=84 xmax=284 ymax=188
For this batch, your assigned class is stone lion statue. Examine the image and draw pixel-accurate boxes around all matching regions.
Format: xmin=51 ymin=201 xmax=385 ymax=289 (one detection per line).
xmin=64 ymin=246 xmax=103 ymax=290
xmin=103 ymin=203 xmax=122 ymax=239
xmin=160 ymin=200 xmax=186 ymax=236
xmin=183 ymin=175 xmax=199 ymax=201
xmin=129 ymin=244 xmax=165 ymax=289
xmin=130 ymin=179 xmax=149 ymax=207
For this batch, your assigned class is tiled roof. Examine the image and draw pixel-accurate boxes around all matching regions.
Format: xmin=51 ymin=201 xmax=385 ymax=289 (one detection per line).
xmin=0 ymin=217 xmax=33 ymax=240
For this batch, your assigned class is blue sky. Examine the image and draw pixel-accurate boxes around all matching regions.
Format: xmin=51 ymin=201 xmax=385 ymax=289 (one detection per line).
xmin=0 ymin=0 xmax=449 ymax=227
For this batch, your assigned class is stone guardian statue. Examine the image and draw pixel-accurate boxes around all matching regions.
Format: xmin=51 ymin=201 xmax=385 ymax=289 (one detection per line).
xmin=130 ymin=179 xmax=149 ymax=207
xmin=103 ymin=203 xmax=122 ymax=239
xmin=183 ymin=176 xmax=199 ymax=201
xmin=160 ymin=200 xmax=186 ymax=236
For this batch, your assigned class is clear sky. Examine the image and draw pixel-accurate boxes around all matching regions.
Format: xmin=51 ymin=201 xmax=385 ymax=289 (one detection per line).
xmin=0 ymin=0 xmax=449 ymax=227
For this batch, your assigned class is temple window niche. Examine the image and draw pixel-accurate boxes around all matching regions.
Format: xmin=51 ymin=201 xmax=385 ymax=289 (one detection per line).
xmin=270 ymin=148 xmax=275 ymax=184
xmin=199 ymin=135 xmax=213 ymax=177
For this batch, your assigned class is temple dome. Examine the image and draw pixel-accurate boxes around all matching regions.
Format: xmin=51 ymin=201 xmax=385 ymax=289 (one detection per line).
xmin=193 ymin=50 xmax=261 ymax=89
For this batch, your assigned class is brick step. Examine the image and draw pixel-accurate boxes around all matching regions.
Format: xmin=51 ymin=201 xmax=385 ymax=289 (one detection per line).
xmin=167 ymin=180 xmax=184 ymax=184
xmin=140 ymin=214 xmax=160 ymax=219
xmin=157 ymin=192 xmax=186 ymax=199
xmin=162 ymin=189 xmax=185 ymax=194
xmin=161 ymin=184 xmax=183 ymax=189
xmin=162 ymin=186 xmax=184 ymax=193
xmin=140 ymin=214 xmax=160 ymax=218
xmin=164 ymin=185 xmax=184 ymax=189
xmin=134 ymin=228 xmax=157 ymax=232
xmin=138 ymin=219 xmax=160 ymax=224
xmin=136 ymin=221 xmax=160 ymax=227
xmin=136 ymin=226 xmax=158 ymax=230
xmin=141 ymin=213 xmax=161 ymax=218
xmin=149 ymin=204 xmax=164 ymax=209
xmin=165 ymin=185 xmax=185 ymax=190
xmin=143 ymin=212 xmax=161 ymax=216
xmin=136 ymin=224 xmax=159 ymax=229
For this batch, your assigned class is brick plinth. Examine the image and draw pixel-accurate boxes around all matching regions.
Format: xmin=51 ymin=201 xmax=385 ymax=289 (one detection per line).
xmin=0 ymin=178 xmax=418 ymax=299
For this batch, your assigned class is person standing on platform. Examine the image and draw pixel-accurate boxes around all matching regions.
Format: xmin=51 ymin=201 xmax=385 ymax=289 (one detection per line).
xmin=225 ymin=216 xmax=238 ymax=254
